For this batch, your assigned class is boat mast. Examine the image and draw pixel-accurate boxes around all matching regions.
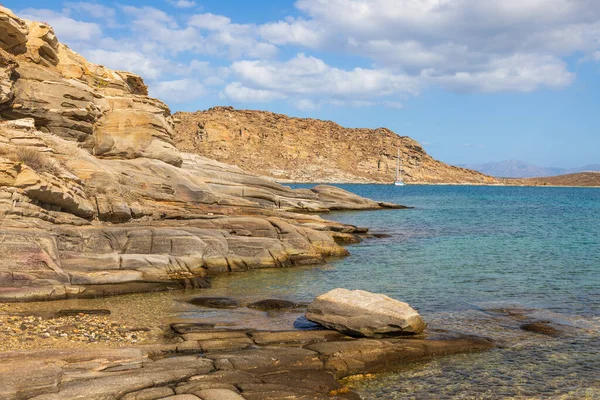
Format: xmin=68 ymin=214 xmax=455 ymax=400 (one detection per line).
xmin=396 ymin=147 xmax=400 ymax=181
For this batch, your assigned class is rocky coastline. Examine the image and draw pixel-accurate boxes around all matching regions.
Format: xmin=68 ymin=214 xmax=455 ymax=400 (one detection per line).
xmin=1 ymin=293 xmax=496 ymax=400
xmin=0 ymin=6 xmax=499 ymax=399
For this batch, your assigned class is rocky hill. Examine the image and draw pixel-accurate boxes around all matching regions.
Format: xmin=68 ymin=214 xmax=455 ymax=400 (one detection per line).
xmin=174 ymin=107 xmax=498 ymax=184
xmin=460 ymin=160 xmax=600 ymax=178
xmin=0 ymin=6 xmax=401 ymax=302
xmin=509 ymin=172 xmax=600 ymax=187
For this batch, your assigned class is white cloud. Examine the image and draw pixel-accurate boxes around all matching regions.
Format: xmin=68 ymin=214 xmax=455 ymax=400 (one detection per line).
xmin=189 ymin=13 xmax=231 ymax=30
xmin=188 ymin=13 xmax=278 ymax=59
xmin=168 ymin=0 xmax=198 ymax=9
xmin=256 ymin=0 xmax=600 ymax=93
xmin=84 ymin=49 xmax=167 ymax=80
xmin=230 ymin=53 xmax=419 ymax=98
xmin=222 ymin=82 xmax=287 ymax=103
xmin=64 ymin=2 xmax=116 ymax=24
xmin=259 ymin=19 xmax=325 ymax=48
xmin=17 ymin=0 xmax=600 ymax=110
xmin=384 ymin=101 xmax=404 ymax=109
xmin=150 ymin=79 xmax=206 ymax=103
xmin=20 ymin=8 xmax=101 ymax=41
xmin=294 ymin=98 xmax=319 ymax=111
xmin=427 ymin=54 xmax=574 ymax=93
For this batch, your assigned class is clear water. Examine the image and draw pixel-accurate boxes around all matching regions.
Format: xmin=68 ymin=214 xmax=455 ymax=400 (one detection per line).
xmin=187 ymin=185 xmax=600 ymax=398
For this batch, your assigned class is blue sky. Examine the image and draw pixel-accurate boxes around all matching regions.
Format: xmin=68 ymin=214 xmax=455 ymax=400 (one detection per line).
xmin=5 ymin=0 xmax=600 ymax=168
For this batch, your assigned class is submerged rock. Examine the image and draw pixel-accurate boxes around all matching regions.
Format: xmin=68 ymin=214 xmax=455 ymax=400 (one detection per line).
xmin=305 ymin=288 xmax=426 ymax=338
xmin=520 ymin=321 xmax=561 ymax=336
xmin=247 ymin=299 xmax=305 ymax=311
xmin=188 ymin=297 xmax=240 ymax=309
xmin=57 ymin=309 xmax=111 ymax=317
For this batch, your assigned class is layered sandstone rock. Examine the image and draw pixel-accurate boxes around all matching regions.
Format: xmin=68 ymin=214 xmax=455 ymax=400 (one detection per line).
xmin=174 ymin=107 xmax=499 ymax=184
xmin=0 ymin=6 xmax=181 ymax=166
xmin=0 ymin=7 xmax=401 ymax=302
xmin=0 ymin=328 xmax=494 ymax=400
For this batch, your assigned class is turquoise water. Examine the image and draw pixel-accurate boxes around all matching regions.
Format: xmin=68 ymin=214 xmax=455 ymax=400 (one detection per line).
xmin=190 ymin=185 xmax=600 ymax=398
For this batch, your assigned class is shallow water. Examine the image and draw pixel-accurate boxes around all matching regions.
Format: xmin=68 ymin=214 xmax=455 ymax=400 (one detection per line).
xmin=195 ymin=185 xmax=600 ymax=399
xmin=10 ymin=185 xmax=597 ymax=397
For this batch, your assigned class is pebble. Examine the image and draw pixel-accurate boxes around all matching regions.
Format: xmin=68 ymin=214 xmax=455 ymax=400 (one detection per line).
xmin=0 ymin=312 xmax=152 ymax=352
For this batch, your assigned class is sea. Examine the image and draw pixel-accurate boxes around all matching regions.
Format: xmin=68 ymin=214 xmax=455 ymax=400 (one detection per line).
xmin=193 ymin=184 xmax=600 ymax=399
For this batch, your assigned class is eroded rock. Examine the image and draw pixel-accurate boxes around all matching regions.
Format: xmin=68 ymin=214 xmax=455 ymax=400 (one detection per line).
xmin=306 ymin=288 xmax=426 ymax=337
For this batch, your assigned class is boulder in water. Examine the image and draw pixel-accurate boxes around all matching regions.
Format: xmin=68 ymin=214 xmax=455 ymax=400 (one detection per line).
xmin=305 ymin=288 xmax=426 ymax=338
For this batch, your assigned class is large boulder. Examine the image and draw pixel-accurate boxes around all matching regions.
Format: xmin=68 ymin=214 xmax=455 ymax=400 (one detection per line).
xmin=305 ymin=288 xmax=426 ymax=337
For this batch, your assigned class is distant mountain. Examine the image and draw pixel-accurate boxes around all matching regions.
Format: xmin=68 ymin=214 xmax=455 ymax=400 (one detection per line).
xmin=458 ymin=160 xmax=600 ymax=178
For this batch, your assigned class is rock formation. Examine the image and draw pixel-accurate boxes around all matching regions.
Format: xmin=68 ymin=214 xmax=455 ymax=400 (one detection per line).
xmin=0 ymin=6 xmax=400 ymax=302
xmin=174 ymin=107 xmax=499 ymax=184
xmin=0 ymin=326 xmax=494 ymax=400
xmin=508 ymin=172 xmax=600 ymax=187
xmin=306 ymin=289 xmax=426 ymax=337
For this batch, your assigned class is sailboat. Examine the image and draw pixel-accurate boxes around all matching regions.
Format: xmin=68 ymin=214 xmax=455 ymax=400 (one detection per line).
xmin=394 ymin=147 xmax=405 ymax=186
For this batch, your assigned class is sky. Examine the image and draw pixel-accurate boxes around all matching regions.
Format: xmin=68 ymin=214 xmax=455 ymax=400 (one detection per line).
xmin=4 ymin=0 xmax=600 ymax=168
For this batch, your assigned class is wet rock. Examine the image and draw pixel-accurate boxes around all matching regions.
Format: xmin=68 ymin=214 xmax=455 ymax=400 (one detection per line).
xmin=520 ymin=321 xmax=561 ymax=336
xmin=260 ymin=370 xmax=343 ymax=394
xmin=247 ymin=299 xmax=305 ymax=311
xmin=57 ymin=309 xmax=111 ymax=317
xmin=207 ymin=347 xmax=323 ymax=374
xmin=306 ymin=336 xmax=494 ymax=378
xmin=188 ymin=298 xmax=240 ymax=309
xmin=182 ymin=331 xmax=249 ymax=342
xmin=194 ymin=389 xmax=245 ymax=400
xmin=198 ymin=338 xmax=254 ymax=353
xmin=306 ymin=288 xmax=426 ymax=337
xmin=121 ymin=386 xmax=175 ymax=400
xmin=371 ymin=233 xmax=392 ymax=238
xmin=249 ymin=330 xmax=350 ymax=346
xmin=171 ymin=322 xmax=216 ymax=334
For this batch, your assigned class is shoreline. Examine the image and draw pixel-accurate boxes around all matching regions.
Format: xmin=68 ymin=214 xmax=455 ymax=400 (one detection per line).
xmin=280 ymin=181 xmax=600 ymax=188
xmin=0 ymin=292 xmax=495 ymax=400
xmin=0 ymin=221 xmax=497 ymax=399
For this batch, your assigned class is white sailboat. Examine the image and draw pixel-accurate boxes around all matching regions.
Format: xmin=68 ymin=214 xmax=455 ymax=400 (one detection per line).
xmin=394 ymin=147 xmax=405 ymax=186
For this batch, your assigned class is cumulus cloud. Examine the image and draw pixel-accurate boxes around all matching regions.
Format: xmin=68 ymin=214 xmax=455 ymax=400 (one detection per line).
xmin=150 ymin=79 xmax=206 ymax=103
xmin=259 ymin=18 xmax=325 ymax=48
xmin=222 ymin=82 xmax=287 ymax=103
xmin=255 ymin=0 xmax=600 ymax=94
xmin=188 ymin=13 xmax=278 ymax=59
xmin=230 ymin=53 xmax=419 ymax=98
xmin=18 ymin=0 xmax=600 ymax=110
xmin=168 ymin=0 xmax=197 ymax=9
xmin=64 ymin=2 xmax=116 ymax=25
xmin=189 ymin=13 xmax=231 ymax=31
xmin=20 ymin=8 xmax=102 ymax=41
xmin=83 ymin=49 xmax=167 ymax=80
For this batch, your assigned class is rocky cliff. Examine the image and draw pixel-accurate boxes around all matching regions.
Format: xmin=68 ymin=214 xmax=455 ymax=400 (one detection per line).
xmin=174 ymin=107 xmax=498 ymax=184
xmin=0 ymin=6 xmax=400 ymax=302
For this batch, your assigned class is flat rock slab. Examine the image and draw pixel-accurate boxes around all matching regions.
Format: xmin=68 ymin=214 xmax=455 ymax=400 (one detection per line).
xmin=306 ymin=336 xmax=495 ymax=378
xmin=0 ymin=331 xmax=495 ymax=400
xmin=249 ymin=330 xmax=351 ymax=345
xmin=172 ymin=323 xmax=217 ymax=334
xmin=208 ymin=347 xmax=323 ymax=374
xmin=182 ymin=331 xmax=250 ymax=341
xmin=306 ymin=288 xmax=426 ymax=337
xmin=194 ymin=389 xmax=245 ymax=400
xmin=121 ymin=386 xmax=175 ymax=400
